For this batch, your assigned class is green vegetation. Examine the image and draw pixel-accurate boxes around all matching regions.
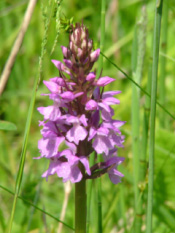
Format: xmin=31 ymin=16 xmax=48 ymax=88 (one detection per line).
xmin=0 ymin=0 xmax=175 ymax=232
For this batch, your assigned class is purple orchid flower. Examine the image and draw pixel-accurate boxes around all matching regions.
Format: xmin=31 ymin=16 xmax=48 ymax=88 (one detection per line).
xmin=36 ymin=23 xmax=125 ymax=184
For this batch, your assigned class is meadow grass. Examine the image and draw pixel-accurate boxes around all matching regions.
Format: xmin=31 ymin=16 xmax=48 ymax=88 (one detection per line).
xmin=0 ymin=0 xmax=175 ymax=232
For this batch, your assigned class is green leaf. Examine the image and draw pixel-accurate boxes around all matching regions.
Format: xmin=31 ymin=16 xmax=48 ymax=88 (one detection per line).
xmin=0 ymin=120 xmax=17 ymax=131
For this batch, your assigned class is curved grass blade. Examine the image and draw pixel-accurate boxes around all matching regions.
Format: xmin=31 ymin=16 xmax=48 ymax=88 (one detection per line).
xmin=100 ymin=52 xmax=175 ymax=120
xmin=0 ymin=184 xmax=74 ymax=231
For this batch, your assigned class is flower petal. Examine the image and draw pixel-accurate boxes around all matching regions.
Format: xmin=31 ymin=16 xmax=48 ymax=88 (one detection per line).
xmin=43 ymin=80 xmax=60 ymax=93
xmin=85 ymin=100 xmax=98 ymax=110
xmin=95 ymin=77 xmax=115 ymax=86
xmin=37 ymin=106 xmax=61 ymax=121
xmin=51 ymin=60 xmax=65 ymax=71
xmin=102 ymin=91 xmax=121 ymax=98
xmin=90 ymin=49 xmax=100 ymax=62
xmin=93 ymin=135 xmax=112 ymax=155
xmin=66 ymin=124 xmax=88 ymax=144
xmin=86 ymin=72 xmax=96 ymax=81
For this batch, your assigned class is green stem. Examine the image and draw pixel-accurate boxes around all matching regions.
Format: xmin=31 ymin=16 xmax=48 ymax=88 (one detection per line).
xmin=131 ymin=5 xmax=147 ymax=232
xmin=131 ymin=25 xmax=140 ymax=225
xmin=97 ymin=0 xmax=106 ymax=78
xmin=146 ymin=1 xmax=163 ymax=232
xmin=142 ymin=64 xmax=152 ymax=169
xmin=86 ymin=153 xmax=95 ymax=233
xmin=97 ymin=176 xmax=102 ymax=233
xmin=75 ymin=179 xmax=86 ymax=233
xmin=159 ymin=0 xmax=168 ymax=127
xmin=96 ymin=0 xmax=106 ymax=232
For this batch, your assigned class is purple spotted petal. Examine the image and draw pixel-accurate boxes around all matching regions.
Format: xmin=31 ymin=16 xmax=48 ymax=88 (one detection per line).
xmin=97 ymin=126 xmax=109 ymax=136
xmin=109 ymin=132 xmax=124 ymax=148
xmin=43 ymin=80 xmax=60 ymax=93
xmin=101 ymin=109 xmax=114 ymax=121
xmin=66 ymin=124 xmax=88 ymax=144
xmin=93 ymin=135 xmax=113 ymax=155
xmin=37 ymin=106 xmax=61 ymax=121
xmin=38 ymin=136 xmax=64 ymax=158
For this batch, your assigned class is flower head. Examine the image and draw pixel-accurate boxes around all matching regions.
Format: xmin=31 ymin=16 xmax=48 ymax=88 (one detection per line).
xmin=36 ymin=23 xmax=125 ymax=184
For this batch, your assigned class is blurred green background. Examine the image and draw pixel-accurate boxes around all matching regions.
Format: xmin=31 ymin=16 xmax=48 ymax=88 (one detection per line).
xmin=0 ymin=0 xmax=175 ymax=232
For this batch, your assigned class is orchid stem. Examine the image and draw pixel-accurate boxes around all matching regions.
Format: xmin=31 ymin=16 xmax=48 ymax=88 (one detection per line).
xmin=75 ymin=179 xmax=86 ymax=233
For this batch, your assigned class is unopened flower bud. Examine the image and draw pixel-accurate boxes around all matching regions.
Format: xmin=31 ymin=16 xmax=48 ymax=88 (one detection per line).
xmin=90 ymin=49 xmax=100 ymax=62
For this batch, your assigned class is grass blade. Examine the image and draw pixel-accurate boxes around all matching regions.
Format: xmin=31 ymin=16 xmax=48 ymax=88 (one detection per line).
xmin=6 ymin=73 xmax=39 ymax=233
xmin=96 ymin=0 xmax=106 ymax=232
xmin=131 ymin=4 xmax=147 ymax=231
xmin=146 ymin=1 xmax=163 ymax=232
xmin=159 ymin=0 xmax=168 ymax=127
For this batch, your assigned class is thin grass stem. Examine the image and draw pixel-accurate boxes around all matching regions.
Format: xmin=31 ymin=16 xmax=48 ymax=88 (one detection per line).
xmin=97 ymin=0 xmax=106 ymax=78
xmin=159 ymin=0 xmax=168 ymax=127
xmin=97 ymin=0 xmax=106 ymax=232
xmin=141 ymin=64 xmax=152 ymax=171
xmin=131 ymin=25 xmax=140 ymax=231
xmin=131 ymin=5 xmax=147 ymax=232
xmin=146 ymin=1 xmax=163 ymax=232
